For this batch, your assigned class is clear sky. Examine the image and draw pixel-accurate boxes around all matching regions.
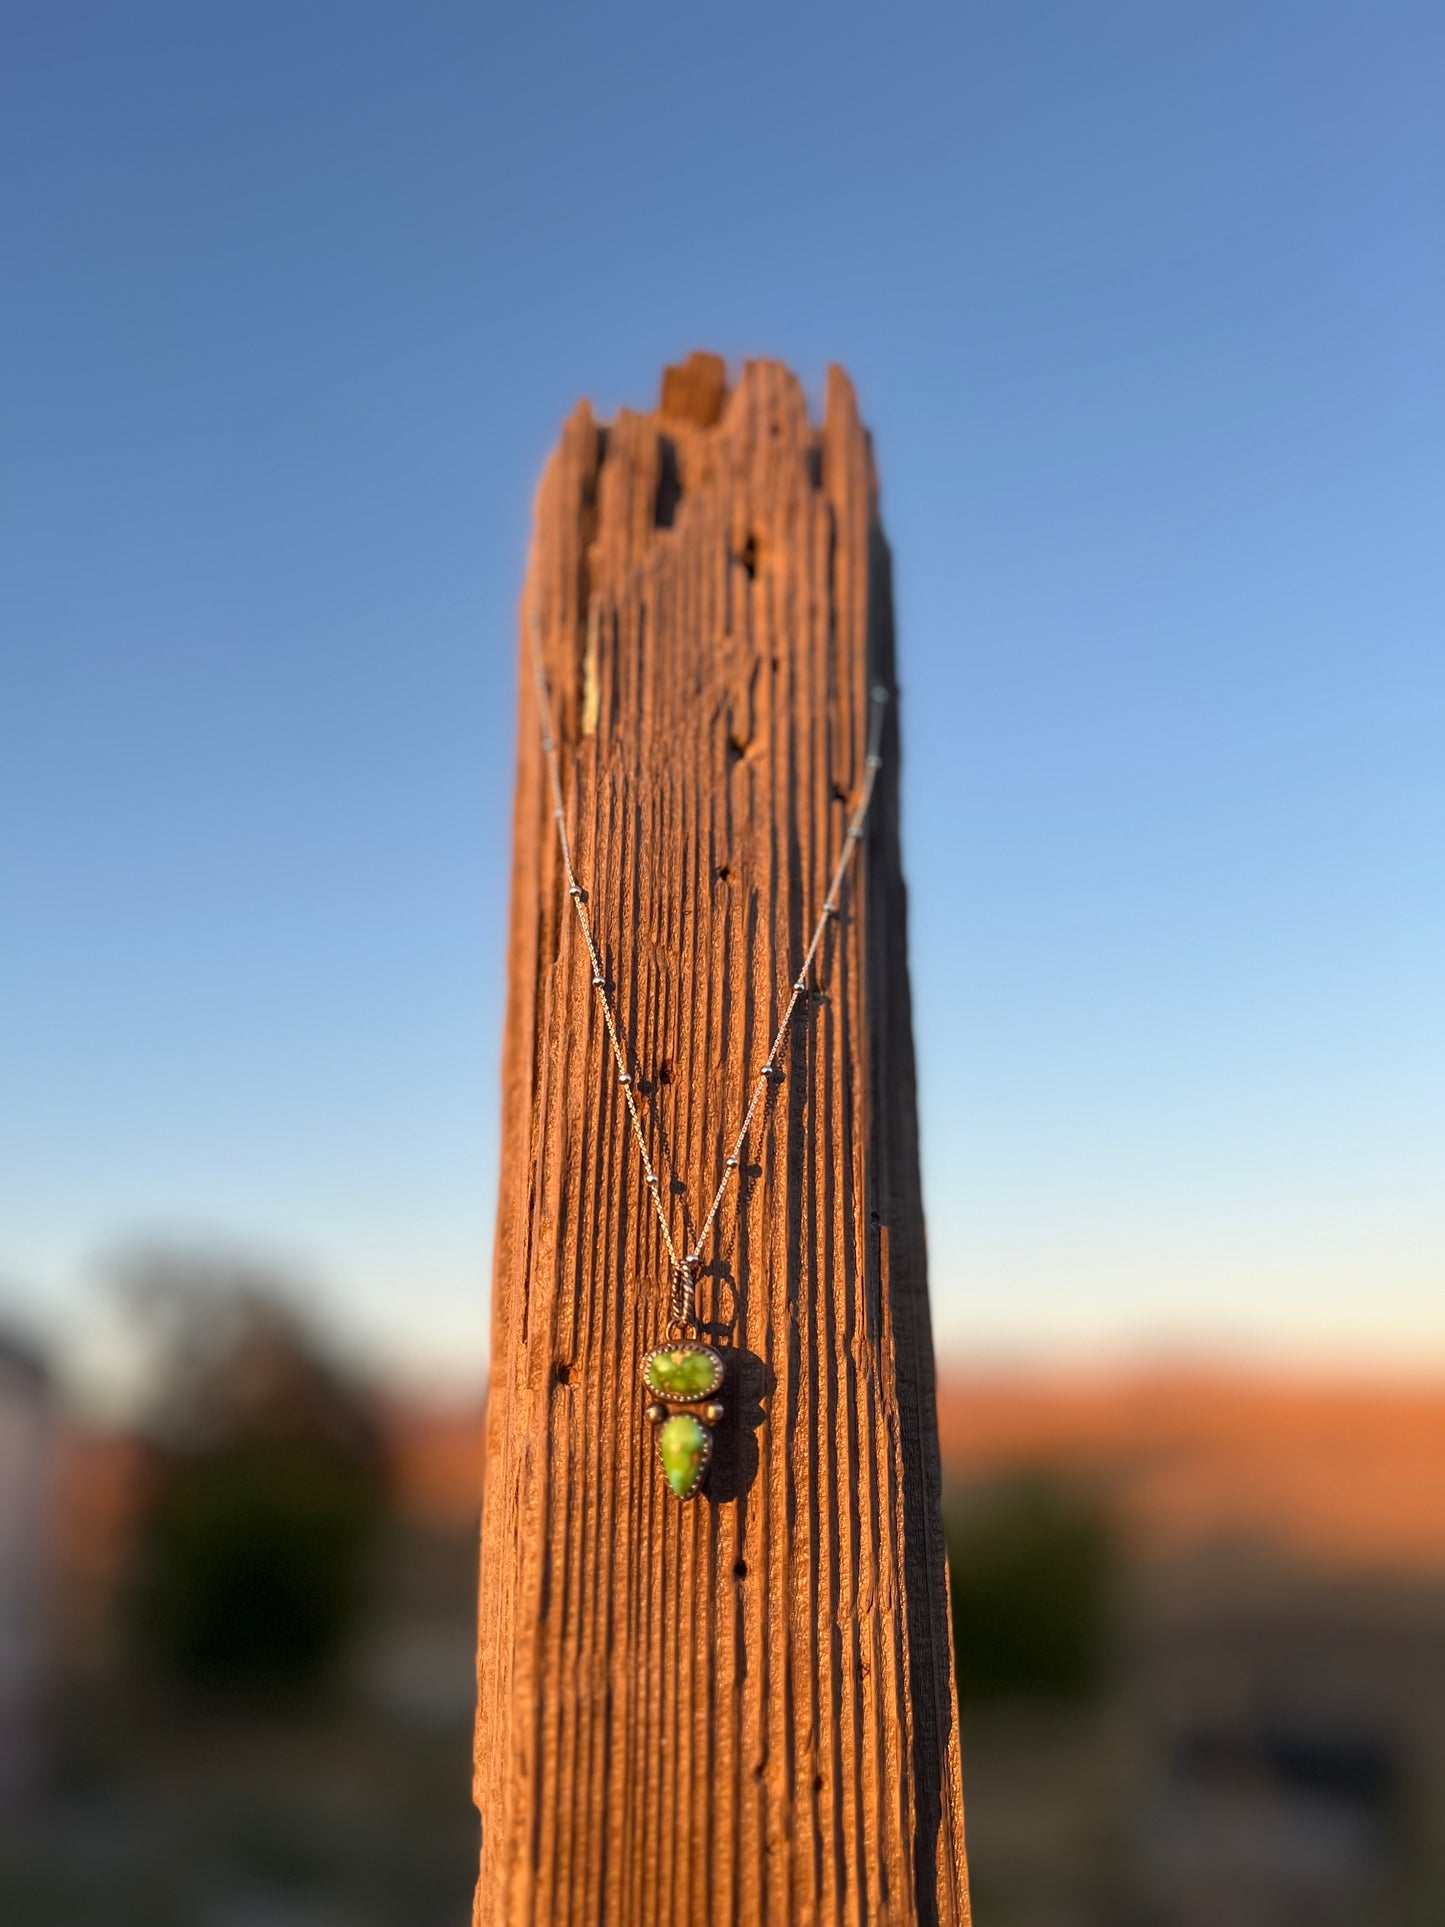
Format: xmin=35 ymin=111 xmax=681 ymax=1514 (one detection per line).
xmin=3 ymin=1 xmax=1442 ymax=1388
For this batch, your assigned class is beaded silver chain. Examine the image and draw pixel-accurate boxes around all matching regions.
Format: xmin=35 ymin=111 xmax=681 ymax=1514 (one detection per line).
xmin=527 ymin=612 xmax=887 ymax=1341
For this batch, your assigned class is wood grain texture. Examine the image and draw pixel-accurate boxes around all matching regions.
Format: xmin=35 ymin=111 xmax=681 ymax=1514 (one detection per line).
xmin=475 ymin=356 xmax=969 ymax=1926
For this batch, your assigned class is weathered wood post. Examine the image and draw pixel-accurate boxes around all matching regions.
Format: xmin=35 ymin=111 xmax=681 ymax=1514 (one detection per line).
xmin=476 ymin=355 xmax=969 ymax=1926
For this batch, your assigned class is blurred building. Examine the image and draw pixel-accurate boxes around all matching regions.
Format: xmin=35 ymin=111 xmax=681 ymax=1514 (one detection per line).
xmin=353 ymin=1399 xmax=487 ymax=1728
xmin=0 ymin=1330 xmax=53 ymax=1807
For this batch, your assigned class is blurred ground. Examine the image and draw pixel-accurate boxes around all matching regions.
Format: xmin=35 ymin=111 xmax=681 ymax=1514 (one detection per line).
xmin=0 ymin=1380 xmax=485 ymax=1927
xmin=0 ymin=1275 xmax=488 ymax=1927
xmin=3 ymin=1305 xmax=1443 ymax=1924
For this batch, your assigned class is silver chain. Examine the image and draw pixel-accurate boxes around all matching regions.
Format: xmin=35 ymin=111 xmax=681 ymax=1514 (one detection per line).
xmin=527 ymin=610 xmax=887 ymax=1334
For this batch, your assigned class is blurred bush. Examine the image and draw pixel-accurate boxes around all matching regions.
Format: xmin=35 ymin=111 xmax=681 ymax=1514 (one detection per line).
xmin=946 ymin=1471 xmax=1116 ymax=1705
xmin=113 ymin=1251 xmax=387 ymax=1700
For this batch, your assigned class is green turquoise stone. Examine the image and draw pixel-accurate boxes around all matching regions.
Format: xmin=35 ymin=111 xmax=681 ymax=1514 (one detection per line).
xmin=658 ymin=1413 xmax=710 ymax=1500
xmin=643 ymin=1344 xmax=724 ymax=1402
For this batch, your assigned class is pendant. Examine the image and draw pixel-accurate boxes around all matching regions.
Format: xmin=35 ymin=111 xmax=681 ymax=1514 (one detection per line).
xmin=643 ymin=1340 xmax=726 ymax=1499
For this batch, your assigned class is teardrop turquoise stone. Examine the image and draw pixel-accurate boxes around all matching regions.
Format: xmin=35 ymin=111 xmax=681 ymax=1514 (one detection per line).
xmin=658 ymin=1413 xmax=710 ymax=1500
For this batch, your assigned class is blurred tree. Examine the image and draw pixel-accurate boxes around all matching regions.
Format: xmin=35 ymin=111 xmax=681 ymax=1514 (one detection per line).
xmin=946 ymin=1472 xmax=1116 ymax=1705
xmin=112 ymin=1250 xmax=387 ymax=1700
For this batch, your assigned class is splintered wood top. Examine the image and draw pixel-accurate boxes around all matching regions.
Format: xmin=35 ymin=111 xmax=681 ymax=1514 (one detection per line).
xmin=475 ymin=355 xmax=968 ymax=1926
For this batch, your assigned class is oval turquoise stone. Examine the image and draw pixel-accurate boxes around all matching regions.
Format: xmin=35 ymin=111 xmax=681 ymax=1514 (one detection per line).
xmin=644 ymin=1343 xmax=724 ymax=1402
xmin=658 ymin=1413 xmax=710 ymax=1500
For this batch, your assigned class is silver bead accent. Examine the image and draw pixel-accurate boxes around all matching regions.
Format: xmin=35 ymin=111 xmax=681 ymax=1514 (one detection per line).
xmin=725 ymin=1155 xmax=739 ymax=1169
xmin=703 ymin=1401 xmax=725 ymax=1424
xmin=618 ymin=1072 xmax=631 ymax=1085
xmin=645 ymin=1402 xmax=667 ymax=1425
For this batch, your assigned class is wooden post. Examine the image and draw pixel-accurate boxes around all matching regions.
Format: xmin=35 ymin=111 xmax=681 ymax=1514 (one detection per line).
xmin=475 ymin=356 xmax=969 ymax=1926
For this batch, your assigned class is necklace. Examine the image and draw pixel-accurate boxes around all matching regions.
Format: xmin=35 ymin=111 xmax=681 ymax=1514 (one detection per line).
xmin=527 ymin=613 xmax=887 ymax=1500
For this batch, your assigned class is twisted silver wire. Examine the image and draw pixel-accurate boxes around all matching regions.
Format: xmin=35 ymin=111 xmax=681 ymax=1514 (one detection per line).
xmin=526 ymin=609 xmax=887 ymax=1332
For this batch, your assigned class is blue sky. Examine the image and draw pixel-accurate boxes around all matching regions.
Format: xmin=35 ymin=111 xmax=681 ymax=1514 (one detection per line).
xmin=3 ymin=1 xmax=1442 ymax=1387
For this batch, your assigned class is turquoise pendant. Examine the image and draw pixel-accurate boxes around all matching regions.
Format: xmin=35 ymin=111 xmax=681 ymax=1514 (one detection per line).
xmin=643 ymin=1341 xmax=725 ymax=1499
